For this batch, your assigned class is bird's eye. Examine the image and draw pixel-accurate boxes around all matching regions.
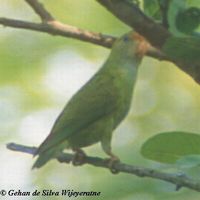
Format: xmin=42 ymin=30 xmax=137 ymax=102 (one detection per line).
xmin=123 ymin=36 xmax=129 ymax=42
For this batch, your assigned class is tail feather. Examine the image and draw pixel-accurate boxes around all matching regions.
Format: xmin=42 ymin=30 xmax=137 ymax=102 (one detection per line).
xmin=32 ymin=140 xmax=69 ymax=169
xmin=32 ymin=148 xmax=57 ymax=169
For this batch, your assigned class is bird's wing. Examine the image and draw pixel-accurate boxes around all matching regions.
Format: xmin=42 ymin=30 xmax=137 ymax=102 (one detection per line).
xmin=36 ymin=67 xmax=118 ymax=154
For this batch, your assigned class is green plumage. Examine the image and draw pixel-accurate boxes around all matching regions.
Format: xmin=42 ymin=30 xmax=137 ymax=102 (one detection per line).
xmin=33 ymin=32 xmax=142 ymax=169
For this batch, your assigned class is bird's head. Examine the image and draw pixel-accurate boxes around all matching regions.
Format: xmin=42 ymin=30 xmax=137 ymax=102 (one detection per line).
xmin=111 ymin=31 xmax=149 ymax=60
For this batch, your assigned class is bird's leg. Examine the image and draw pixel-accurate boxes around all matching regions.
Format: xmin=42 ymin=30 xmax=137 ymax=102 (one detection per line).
xmin=101 ymin=135 xmax=120 ymax=174
xmin=104 ymin=151 xmax=120 ymax=174
xmin=72 ymin=148 xmax=86 ymax=166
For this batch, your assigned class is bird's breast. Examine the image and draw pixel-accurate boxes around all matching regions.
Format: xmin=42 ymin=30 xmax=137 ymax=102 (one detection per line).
xmin=111 ymin=68 xmax=137 ymax=128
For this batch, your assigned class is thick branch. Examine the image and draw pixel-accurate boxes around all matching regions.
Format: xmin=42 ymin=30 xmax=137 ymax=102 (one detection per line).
xmin=96 ymin=0 xmax=171 ymax=48
xmin=96 ymin=0 xmax=200 ymax=83
xmin=24 ymin=0 xmax=54 ymax=22
xmin=7 ymin=142 xmax=200 ymax=192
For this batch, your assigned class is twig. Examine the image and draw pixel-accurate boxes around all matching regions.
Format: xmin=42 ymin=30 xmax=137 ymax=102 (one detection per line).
xmin=157 ymin=0 xmax=170 ymax=28
xmin=0 ymin=18 xmax=114 ymax=48
xmin=7 ymin=142 xmax=200 ymax=192
xmin=0 ymin=17 xmax=167 ymax=60
xmin=1 ymin=0 xmax=200 ymax=82
xmin=24 ymin=0 xmax=54 ymax=22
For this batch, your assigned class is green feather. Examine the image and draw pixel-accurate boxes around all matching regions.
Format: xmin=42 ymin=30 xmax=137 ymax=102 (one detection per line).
xmin=33 ymin=31 xmax=142 ymax=169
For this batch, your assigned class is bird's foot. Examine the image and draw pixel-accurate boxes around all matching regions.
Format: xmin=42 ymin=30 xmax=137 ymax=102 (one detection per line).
xmin=104 ymin=155 xmax=120 ymax=174
xmin=72 ymin=149 xmax=86 ymax=166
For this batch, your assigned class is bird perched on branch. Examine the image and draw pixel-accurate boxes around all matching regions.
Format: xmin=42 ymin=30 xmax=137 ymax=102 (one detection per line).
xmin=33 ymin=31 xmax=145 ymax=171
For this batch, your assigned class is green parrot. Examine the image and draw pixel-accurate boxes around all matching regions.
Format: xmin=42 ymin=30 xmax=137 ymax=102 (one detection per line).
xmin=32 ymin=31 xmax=143 ymax=169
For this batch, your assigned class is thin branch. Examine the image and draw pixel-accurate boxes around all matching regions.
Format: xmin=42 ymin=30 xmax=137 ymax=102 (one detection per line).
xmin=157 ymin=0 xmax=170 ymax=28
xmin=24 ymin=0 xmax=54 ymax=22
xmin=1 ymin=0 xmax=199 ymax=82
xmin=0 ymin=18 xmax=114 ymax=48
xmin=2 ymin=2 xmax=200 ymax=192
xmin=7 ymin=142 xmax=200 ymax=192
xmin=146 ymin=46 xmax=168 ymax=60
xmin=0 ymin=17 xmax=167 ymax=60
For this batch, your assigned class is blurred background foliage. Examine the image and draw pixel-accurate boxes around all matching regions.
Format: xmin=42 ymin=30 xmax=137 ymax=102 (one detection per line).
xmin=1 ymin=0 xmax=200 ymax=199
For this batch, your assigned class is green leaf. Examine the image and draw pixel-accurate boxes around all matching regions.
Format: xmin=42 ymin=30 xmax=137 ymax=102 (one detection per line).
xmin=141 ymin=131 xmax=200 ymax=163
xmin=143 ymin=0 xmax=161 ymax=20
xmin=168 ymin=0 xmax=200 ymax=35
xmin=176 ymin=7 xmax=200 ymax=34
xmin=167 ymin=0 xmax=187 ymax=36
